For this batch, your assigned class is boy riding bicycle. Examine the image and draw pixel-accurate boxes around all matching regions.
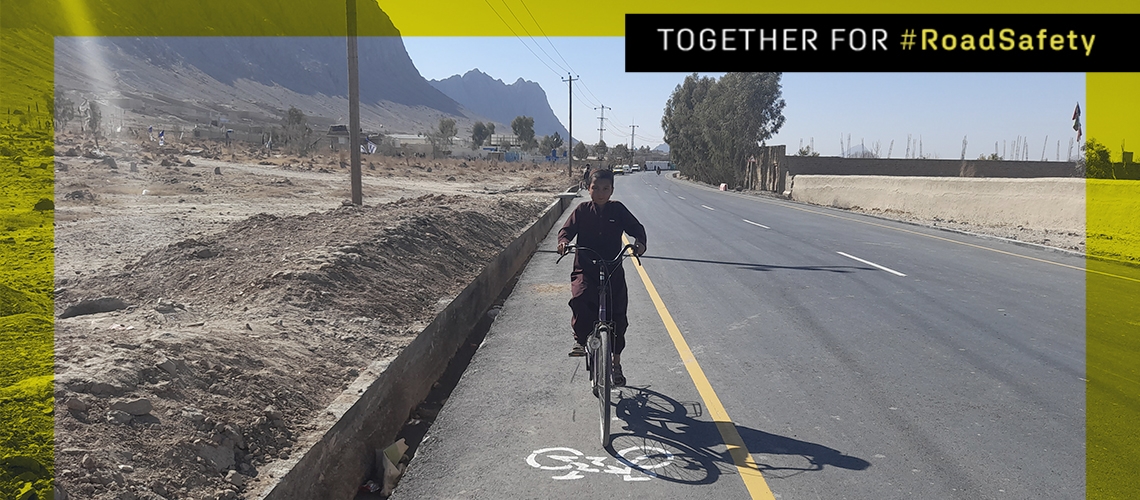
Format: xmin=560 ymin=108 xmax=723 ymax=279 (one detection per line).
xmin=557 ymin=168 xmax=646 ymax=386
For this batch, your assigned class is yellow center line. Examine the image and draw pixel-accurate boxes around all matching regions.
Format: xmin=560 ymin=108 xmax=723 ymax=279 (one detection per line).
xmin=725 ymin=191 xmax=1140 ymax=285
xmin=623 ymin=236 xmax=776 ymax=500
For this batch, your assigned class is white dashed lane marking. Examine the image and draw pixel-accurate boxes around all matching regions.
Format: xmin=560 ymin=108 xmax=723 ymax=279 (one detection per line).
xmin=836 ymin=251 xmax=907 ymax=277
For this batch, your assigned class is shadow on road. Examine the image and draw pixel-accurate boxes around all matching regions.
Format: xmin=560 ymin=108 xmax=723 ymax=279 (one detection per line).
xmin=639 ymin=255 xmax=869 ymax=274
xmin=535 ymin=249 xmax=870 ymax=274
xmin=609 ymin=387 xmax=871 ymax=485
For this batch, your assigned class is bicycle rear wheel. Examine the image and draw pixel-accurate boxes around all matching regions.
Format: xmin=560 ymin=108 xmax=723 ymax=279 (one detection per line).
xmin=597 ymin=326 xmax=612 ymax=447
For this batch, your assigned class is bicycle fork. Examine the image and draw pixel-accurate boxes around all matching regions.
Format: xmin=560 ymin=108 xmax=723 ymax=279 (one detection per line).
xmin=587 ymin=262 xmax=609 ymax=382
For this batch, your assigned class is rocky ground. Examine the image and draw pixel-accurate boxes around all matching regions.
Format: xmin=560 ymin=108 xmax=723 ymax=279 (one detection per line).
xmin=49 ymin=132 xmax=571 ymax=500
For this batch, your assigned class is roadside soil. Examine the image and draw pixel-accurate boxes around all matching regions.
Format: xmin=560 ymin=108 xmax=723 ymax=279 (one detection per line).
xmin=50 ymin=133 xmax=572 ymax=500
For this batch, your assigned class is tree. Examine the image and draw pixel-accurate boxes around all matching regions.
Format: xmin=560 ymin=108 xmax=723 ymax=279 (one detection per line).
xmin=281 ymin=106 xmax=312 ymax=154
xmin=53 ymin=93 xmax=75 ymax=131
xmin=795 ymin=144 xmax=820 ymax=156
xmin=611 ymin=143 xmax=629 ymax=161
xmin=573 ymin=140 xmax=589 ymax=160
xmin=472 ymin=121 xmax=490 ymax=147
xmin=661 ymin=72 xmax=786 ymax=186
xmin=540 ymin=132 xmax=565 ymax=156
xmin=511 ymin=116 xmax=536 ymax=150
xmin=438 ymin=118 xmax=457 ymax=145
xmin=594 ymin=139 xmax=608 ymax=159
xmin=1085 ymin=138 xmax=1113 ymax=179
xmin=282 ymin=108 xmax=319 ymax=156
xmin=86 ymin=100 xmax=102 ymax=148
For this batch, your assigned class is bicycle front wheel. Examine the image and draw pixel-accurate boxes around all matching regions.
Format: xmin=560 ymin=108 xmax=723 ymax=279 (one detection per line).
xmin=597 ymin=326 xmax=612 ymax=447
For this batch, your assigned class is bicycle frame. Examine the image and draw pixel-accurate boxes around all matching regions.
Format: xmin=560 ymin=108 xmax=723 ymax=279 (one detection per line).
xmin=558 ymin=243 xmax=641 ymax=446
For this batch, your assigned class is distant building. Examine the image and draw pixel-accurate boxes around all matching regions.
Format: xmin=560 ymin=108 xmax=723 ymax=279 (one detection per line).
xmin=386 ymin=133 xmax=431 ymax=146
xmin=326 ymin=125 xmax=374 ymax=152
xmin=488 ymin=133 xmax=521 ymax=149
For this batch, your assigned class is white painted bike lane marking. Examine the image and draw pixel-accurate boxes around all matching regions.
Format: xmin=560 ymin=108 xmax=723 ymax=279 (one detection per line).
xmin=525 ymin=446 xmax=675 ymax=482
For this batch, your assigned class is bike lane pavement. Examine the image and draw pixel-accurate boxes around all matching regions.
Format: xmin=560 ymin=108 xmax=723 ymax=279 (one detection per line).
xmin=388 ymin=200 xmax=754 ymax=500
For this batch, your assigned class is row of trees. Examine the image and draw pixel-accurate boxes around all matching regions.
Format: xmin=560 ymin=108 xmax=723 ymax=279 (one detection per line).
xmin=661 ymin=72 xmax=786 ymax=186
xmin=468 ymin=116 xmax=565 ymax=156
xmin=565 ymin=140 xmax=655 ymax=162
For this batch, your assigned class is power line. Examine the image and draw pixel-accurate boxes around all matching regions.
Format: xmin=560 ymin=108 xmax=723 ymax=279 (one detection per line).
xmin=572 ymin=81 xmax=602 ymax=109
xmin=576 ymin=79 xmax=607 ymax=111
xmin=481 ymin=0 xmax=563 ymax=78
xmin=518 ymin=0 xmax=576 ymax=74
xmin=497 ymin=0 xmax=569 ymax=74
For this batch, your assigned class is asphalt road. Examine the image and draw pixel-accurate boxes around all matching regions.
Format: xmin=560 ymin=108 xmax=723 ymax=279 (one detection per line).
xmin=389 ymin=172 xmax=1087 ymax=500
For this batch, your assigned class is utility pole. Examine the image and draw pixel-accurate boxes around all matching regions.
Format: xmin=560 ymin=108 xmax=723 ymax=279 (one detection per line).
xmin=595 ymin=105 xmax=610 ymax=144
xmin=563 ymin=74 xmax=578 ymax=174
xmin=346 ymin=0 xmax=362 ymax=205
xmin=629 ymin=123 xmax=638 ymax=165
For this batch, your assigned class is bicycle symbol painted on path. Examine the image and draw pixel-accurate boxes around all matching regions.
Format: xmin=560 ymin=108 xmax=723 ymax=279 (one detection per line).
xmin=525 ymin=446 xmax=675 ymax=481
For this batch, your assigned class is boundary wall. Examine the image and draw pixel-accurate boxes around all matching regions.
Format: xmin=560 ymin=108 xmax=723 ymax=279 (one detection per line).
xmin=751 ymin=145 xmax=1080 ymax=195
xmin=789 ymin=175 xmax=1085 ymax=233
xmin=783 ymin=155 xmax=1080 ymax=178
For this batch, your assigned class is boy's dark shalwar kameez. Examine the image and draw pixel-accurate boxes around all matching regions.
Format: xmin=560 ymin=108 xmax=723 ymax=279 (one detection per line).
xmin=557 ymin=200 xmax=647 ymax=355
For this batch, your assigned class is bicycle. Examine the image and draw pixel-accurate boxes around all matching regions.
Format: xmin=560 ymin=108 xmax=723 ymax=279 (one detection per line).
xmin=557 ymin=243 xmax=641 ymax=447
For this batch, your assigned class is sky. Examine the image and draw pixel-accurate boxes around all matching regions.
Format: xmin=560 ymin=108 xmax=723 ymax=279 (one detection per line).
xmin=403 ymin=37 xmax=1086 ymax=161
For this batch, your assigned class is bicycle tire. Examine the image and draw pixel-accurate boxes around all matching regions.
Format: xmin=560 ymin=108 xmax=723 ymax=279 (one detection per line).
xmin=598 ymin=326 xmax=612 ymax=447
xmin=587 ymin=333 xmax=600 ymax=397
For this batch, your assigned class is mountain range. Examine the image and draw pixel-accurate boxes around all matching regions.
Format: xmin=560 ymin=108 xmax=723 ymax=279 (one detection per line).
xmin=51 ymin=14 xmax=569 ymax=142
xmin=428 ymin=70 xmax=569 ymax=141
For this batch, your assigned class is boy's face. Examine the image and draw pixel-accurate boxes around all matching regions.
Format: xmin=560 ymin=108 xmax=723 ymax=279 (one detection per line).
xmin=589 ymin=178 xmax=613 ymax=204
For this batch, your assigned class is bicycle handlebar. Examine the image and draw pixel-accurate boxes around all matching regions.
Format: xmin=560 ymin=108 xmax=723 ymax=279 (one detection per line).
xmin=557 ymin=243 xmax=641 ymax=268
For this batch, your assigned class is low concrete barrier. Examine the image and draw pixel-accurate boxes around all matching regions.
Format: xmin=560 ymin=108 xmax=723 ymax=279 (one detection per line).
xmin=252 ymin=192 xmax=576 ymax=500
xmin=789 ymin=175 xmax=1084 ymax=233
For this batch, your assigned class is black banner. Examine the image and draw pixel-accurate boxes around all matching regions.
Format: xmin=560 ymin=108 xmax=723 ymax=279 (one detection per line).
xmin=625 ymin=14 xmax=1138 ymax=72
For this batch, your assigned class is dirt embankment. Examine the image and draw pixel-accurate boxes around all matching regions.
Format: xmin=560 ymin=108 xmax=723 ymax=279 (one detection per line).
xmin=50 ymin=133 xmax=571 ymax=500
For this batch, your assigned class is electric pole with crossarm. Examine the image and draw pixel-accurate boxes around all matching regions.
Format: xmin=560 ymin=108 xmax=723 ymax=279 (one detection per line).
xmin=595 ymin=105 xmax=610 ymax=145
xmin=629 ymin=123 xmax=638 ymax=167
xmin=563 ymin=74 xmax=578 ymax=175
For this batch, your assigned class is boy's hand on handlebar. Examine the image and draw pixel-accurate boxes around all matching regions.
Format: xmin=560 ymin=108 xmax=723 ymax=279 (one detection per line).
xmin=634 ymin=242 xmax=646 ymax=257
xmin=557 ymin=242 xmax=568 ymax=255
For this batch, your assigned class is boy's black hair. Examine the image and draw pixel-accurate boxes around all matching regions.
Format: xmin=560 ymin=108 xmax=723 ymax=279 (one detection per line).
xmin=589 ymin=167 xmax=615 ymax=185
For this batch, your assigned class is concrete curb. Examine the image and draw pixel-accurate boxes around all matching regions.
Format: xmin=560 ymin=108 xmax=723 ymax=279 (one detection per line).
xmin=251 ymin=191 xmax=577 ymax=500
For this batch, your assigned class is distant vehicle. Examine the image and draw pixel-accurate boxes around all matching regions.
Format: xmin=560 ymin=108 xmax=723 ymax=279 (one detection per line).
xmin=631 ymin=164 xmax=641 ymax=172
xmin=612 ymin=165 xmax=625 ymax=175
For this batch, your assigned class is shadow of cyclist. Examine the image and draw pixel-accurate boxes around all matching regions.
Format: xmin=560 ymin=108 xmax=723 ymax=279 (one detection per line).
xmin=609 ymin=386 xmax=870 ymax=485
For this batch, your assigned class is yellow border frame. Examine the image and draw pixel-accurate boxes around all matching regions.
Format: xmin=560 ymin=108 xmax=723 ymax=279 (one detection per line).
xmin=2 ymin=1 xmax=1137 ymax=498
